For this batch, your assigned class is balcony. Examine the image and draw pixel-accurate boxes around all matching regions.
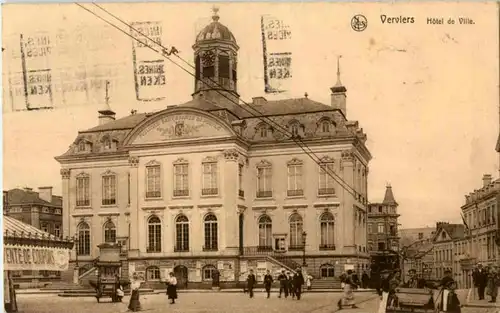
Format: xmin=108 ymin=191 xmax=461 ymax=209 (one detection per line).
xmin=256 ymin=190 xmax=272 ymax=198
xmin=318 ymin=188 xmax=335 ymax=196
xmin=173 ymin=189 xmax=189 ymax=197
xmin=287 ymin=189 xmax=304 ymax=197
xmin=102 ymin=198 xmax=116 ymax=206
xmin=76 ymin=200 xmax=90 ymax=207
xmin=319 ymin=244 xmax=336 ymax=251
xmin=174 ymin=246 xmax=189 ymax=252
xmin=146 ymin=246 xmax=161 ymax=253
xmin=202 ymin=188 xmax=218 ymax=196
xmin=288 ymin=245 xmax=305 ymax=251
xmin=238 ymin=189 xmax=245 ymax=197
xmin=146 ymin=191 xmax=161 ymax=199
xmin=202 ymin=246 xmax=218 ymax=252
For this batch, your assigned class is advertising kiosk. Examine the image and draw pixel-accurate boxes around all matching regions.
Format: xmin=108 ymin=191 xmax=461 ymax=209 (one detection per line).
xmin=3 ymin=216 xmax=74 ymax=313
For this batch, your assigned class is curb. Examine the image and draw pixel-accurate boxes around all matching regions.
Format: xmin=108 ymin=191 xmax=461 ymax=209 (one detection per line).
xmin=462 ymin=303 xmax=500 ymax=309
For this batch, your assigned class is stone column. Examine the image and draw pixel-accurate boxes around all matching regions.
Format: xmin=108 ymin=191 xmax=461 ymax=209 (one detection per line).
xmin=223 ymin=149 xmax=239 ymax=254
xmin=340 ymin=150 xmax=356 ymax=254
xmin=128 ymin=156 xmax=140 ymax=257
xmin=60 ymin=169 xmax=73 ymax=253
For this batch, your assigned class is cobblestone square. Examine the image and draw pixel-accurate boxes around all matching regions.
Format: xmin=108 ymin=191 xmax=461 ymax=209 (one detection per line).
xmin=17 ymin=292 xmax=378 ymax=313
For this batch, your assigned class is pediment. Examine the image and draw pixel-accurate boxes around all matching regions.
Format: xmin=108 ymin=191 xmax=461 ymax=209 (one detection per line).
xmin=127 ymin=110 xmax=235 ymax=145
xmin=433 ymin=228 xmax=451 ymax=243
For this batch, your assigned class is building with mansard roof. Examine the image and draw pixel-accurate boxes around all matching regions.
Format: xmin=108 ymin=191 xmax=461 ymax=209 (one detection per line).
xmin=55 ymin=10 xmax=371 ymax=288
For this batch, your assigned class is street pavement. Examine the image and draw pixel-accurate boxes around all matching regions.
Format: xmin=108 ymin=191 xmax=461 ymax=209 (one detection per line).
xmin=17 ymin=292 xmax=378 ymax=313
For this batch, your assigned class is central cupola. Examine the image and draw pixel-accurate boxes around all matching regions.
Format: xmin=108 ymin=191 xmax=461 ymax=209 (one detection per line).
xmin=192 ymin=7 xmax=240 ymax=105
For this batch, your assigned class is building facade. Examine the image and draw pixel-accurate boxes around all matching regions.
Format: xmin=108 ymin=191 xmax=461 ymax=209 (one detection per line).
xmin=456 ymin=173 xmax=500 ymax=288
xmin=432 ymin=222 xmax=465 ymax=283
xmin=367 ymin=185 xmax=400 ymax=253
xmin=3 ymin=187 xmax=63 ymax=281
xmin=399 ymin=227 xmax=435 ymax=280
xmin=55 ymin=11 xmax=372 ymax=288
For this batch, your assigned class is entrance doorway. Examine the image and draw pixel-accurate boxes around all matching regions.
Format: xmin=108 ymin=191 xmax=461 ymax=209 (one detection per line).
xmin=320 ymin=264 xmax=335 ymax=279
xmin=174 ymin=265 xmax=188 ymax=289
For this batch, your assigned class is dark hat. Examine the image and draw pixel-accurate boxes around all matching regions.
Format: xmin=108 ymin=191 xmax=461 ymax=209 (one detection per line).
xmin=408 ymin=269 xmax=417 ymax=273
xmin=444 ymin=269 xmax=452 ymax=273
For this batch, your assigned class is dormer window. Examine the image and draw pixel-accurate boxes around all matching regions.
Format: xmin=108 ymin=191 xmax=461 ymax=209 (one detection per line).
xmin=321 ymin=121 xmax=330 ymax=133
xmin=256 ymin=123 xmax=270 ymax=139
xmin=78 ymin=141 xmax=86 ymax=152
xmin=103 ymin=139 xmax=112 ymax=150
xmin=260 ymin=128 xmax=268 ymax=138
xmin=288 ymin=120 xmax=302 ymax=138
xmin=100 ymin=136 xmax=118 ymax=151
xmin=291 ymin=124 xmax=299 ymax=136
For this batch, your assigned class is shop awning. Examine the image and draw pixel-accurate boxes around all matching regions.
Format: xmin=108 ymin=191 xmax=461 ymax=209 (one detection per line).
xmin=3 ymin=215 xmax=74 ymax=271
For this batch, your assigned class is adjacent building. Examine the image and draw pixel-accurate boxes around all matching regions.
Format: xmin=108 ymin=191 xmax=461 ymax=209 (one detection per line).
xmin=399 ymin=227 xmax=435 ymax=280
xmin=367 ymin=185 xmax=400 ymax=253
xmin=55 ymin=10 xmax=372 ymax=288
xmin=455 ymin=173 xmax=500 ymax=288
xmin=432 ymin=222 xmax=465 ymax=283
xmin=3 ymin=187 xmax=63 ymax=281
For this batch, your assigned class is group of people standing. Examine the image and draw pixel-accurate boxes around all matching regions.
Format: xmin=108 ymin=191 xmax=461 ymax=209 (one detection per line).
xmin=245 ymin=268 xmax=309 ymax=300
xmin=126 ymin=271 xmax=178 ymax=312
xmin=472 ymin=262 xmax=500 ymax=303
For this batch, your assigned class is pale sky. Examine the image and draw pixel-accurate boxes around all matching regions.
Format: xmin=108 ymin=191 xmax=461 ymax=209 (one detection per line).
xmin=2 ymin=2 xmax=499 ymax=228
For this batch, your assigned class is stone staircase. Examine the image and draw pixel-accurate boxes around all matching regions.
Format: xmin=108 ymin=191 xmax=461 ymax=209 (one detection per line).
xmin=311 ymin=278 xmax=342 ymax=290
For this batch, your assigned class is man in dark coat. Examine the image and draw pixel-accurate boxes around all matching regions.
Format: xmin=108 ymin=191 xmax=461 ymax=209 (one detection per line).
xmin=402 ymin=269 xmax=421 ymax=288
xmin=436 ymin=269 xmax=461 ymax=313
xmin=277 ymin=270 xmax=289 ymax=298
xmin=246 ymin=269 xmax=256 ymax=298
xmin=361 ymin=271 xmax=370 ymax=289
xmin=263 ymin=270 xmax=273 ymax=299
xmin=287 ymin=272 xmax=295 ymax=299
xmin=292 ymin=268 xmax=305 ymax=300
xmin=473 ymin=263 xmax=488 ymax=300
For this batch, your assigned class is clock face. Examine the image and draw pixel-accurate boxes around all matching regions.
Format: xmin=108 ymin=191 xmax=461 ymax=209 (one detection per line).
xmin=202 ymin=50 xmax=216 ymax=66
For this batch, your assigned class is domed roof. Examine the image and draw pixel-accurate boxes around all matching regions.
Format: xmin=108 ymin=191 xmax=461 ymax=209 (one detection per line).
xmin=196 ymin=8 xmax=237 ymax=45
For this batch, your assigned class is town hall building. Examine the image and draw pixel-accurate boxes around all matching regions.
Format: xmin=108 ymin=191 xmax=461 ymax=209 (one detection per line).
xmin=55 ymin=10 xmax=372 ymax=288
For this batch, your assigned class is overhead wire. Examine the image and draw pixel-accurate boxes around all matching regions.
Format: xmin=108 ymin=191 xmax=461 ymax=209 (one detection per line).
xmin=76 ymin=3 xmax=368 ymax=205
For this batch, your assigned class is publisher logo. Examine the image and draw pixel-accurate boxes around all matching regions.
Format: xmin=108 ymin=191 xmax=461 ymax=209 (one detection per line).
xmin=351 ymin=15 xmax=368 ymax=32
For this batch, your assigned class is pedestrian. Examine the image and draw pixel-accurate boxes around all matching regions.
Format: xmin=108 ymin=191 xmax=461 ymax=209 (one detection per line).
xmin=306 ymin=274 xmax=312 ymax=291
xmin=247 ymin=269 xmax=256 ymax=298
xmin=337 ymin=270 xmax=359 ymax=310
xmin=263 ymin=270 xmax=273 ymax=298
xmin=361 ymin=271 xmax=370 ymax=289
xmin=401 ymin=269 xmax=419 ymax=289
xmin=277 ymin=270 xmax=289 ymax=298
xmin=128 ymin=272 xmax=142 ymax=312
xmin=435 ymin=269 xmax=461 ymax=313
xmin=486 ymin=266 xmax=500 ymax=303
xmin=287 ymin=271 xmax=295 ymax=299
xmin=292 ymin=268 xmax=305 ymax=300
xmin=166 ymin=272 xmax=178 ymax=304
xmin=473 ymin=263 xmax=488 ymax=300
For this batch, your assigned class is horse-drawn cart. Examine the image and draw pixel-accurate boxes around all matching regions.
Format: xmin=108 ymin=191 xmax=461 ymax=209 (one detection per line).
xmin=383 ymin=287 xmax=465 ymax=313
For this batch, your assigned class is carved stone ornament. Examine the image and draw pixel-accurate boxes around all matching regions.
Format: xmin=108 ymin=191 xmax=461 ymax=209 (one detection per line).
xmin=341 ymin=150 xmax=354 ymax=161
xmin=60 ymin=169 xmax=71 ymax=179
xmin=129 ymin=156 xmax=139 ymax=167
xmin=223 ymin=149 xmax=239 ymax=161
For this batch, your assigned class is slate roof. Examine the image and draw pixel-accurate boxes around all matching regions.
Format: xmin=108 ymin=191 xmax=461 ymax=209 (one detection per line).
xmin=435 ymin=223 xmax=465 ymax=241
xmin=6 ymin=188 xmax=62 ymax=208
xmin=383 ymin=185 xmax=398 ymax=205
xmin=79 ymin=97 xmax=337 ymax=133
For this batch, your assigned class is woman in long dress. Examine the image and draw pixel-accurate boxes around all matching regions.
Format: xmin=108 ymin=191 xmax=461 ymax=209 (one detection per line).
xmin=128 ymin=273 xmax=142 ymax=312
xmin=166 ymin=272 xmax=178 ymax=304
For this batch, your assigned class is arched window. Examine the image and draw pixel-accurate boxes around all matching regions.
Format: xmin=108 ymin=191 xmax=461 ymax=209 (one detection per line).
xmin=175 ymin=215 xmax=189 ymax=252
xmin=289 ymin=213 xmax=303 ymax=249
xmin=321 ymin=121 xmax=330 ymax=133
xmin=203 ymin=214 xmax=218 ymax=251
xmin=103 ymin=221 xmax=116 ymax=243
xmin=147 ymin=216 xmax=162 ymax=253
xmin=320 ymin=212 xmax=335 ymax=249
xmin=290 ymin=122 xmax=300 ymax=137
xmin=258 ymin=215 xmax=272 ymax=249
xmin=320 ymin=263 xmax=335 ymax=278
xmin=77 ymin=222 xmax=91 ymax=256
xmin=202 ymin=265 xmax=218 ymax=281
xmin=146 ymin=266 xmax=160 ymax=281
xmin=257 ymin=123 xmax=268 ymax=138
xmin=78 ymin=141 xmax=86 ymax=152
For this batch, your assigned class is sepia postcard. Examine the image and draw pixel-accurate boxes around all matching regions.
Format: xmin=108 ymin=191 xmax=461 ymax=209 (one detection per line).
xmin=2 ymin=2 xmax=499 ymax=313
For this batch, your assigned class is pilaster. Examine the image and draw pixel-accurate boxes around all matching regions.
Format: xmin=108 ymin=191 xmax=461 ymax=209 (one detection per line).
xmin=340 ymin=150 xmax=356 ymax=253
xmin=223 ymin=149 xmax=239 ymax=253
xmin=128 ymin=156 xmax=140 ymax=257
xmin=60 ymin=169 xmax=71 ymax=239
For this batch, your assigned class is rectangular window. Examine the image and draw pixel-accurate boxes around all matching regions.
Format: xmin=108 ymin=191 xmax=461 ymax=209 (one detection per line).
xmin=76 ymin=176 xmax=90 ymax=207
xmin=146 ymin=165 xmax=161 ymax=198
xmin=102 ymin=175 xmax=116 ymax=205
xmin=318 ymin=162 xmax=335 ymax=195
xmin=54 ymin=225 xmax=61 ymax=238
xmin=173 ymin=163 xmax=189 ymax=197
xmin=201 ymin=162 xmax=218 ymax=195
xmin=287 ymin=164 xmax=303 ymax=196
xmin=275 ymin=238 xmax=286 ymax=251
xmin=257 ymin=166 xmax=272 ymax=198
xmin=238 ymin=164 xmax=244 ymax=197
xmin=378 ymin=223 xmax=384 ymax=233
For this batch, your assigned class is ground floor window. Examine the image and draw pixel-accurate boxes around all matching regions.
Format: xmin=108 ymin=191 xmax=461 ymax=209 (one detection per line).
xmin=320 ymin=264 xmax=335 ymax=278
xmin=202 ymin=265 xmax=218 ymax=281
xmin=146 ymin=266 xmax=161 ymax=281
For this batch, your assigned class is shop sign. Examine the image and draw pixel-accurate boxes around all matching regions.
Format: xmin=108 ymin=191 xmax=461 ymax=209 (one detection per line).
xmin=3 ymin=245 xmax=70 ymax=271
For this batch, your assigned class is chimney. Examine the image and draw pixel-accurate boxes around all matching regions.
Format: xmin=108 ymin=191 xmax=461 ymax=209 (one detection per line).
xmin=483 ymin=174 xmax=492 ymax=187
xmin=38 ymin=186 xmax=53 ymax=203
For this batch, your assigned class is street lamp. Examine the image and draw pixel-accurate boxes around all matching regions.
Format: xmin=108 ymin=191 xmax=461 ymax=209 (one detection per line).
xmin=73 ymin=232 xmax=80 ymax=285
xmin=302 ymin=231 xmax=307 ymax=266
